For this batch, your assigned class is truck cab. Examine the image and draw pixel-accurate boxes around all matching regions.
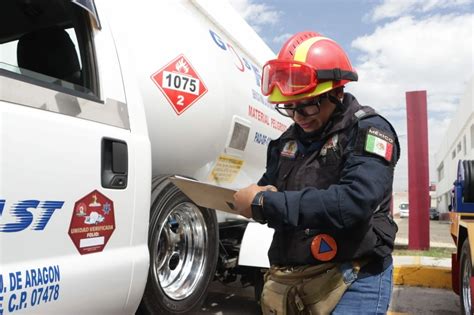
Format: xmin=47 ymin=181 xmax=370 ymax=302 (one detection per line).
xmin=449 ymin=160 xmax=474 ymax=315
xmin=1 ymin=1 xmax=287 ymax=314
xmin=0 ymin=1 xmax=150 ymax=314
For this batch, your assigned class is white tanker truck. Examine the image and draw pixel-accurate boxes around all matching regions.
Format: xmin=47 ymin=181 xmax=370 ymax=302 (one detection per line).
xmin=0 ymin=0 xmax=290 ymax=314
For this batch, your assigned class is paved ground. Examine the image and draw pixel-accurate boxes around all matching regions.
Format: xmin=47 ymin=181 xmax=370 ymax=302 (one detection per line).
xmin=394 ymin=217 xmax=454 ymax=247
xmin=390 ymin=286 xmax=460 ymax=315
xmin=198 ymin=281 xmax=461 ymax=314
xmin=198 ymin=281 xmax=259 ymax=315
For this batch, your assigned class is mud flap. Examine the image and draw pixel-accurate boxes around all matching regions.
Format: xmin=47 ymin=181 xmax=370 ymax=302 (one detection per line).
xmin=471 ymin=277 xmax=474 ymax=312
xmin=453 ymin=252 xmax=460 ymax=295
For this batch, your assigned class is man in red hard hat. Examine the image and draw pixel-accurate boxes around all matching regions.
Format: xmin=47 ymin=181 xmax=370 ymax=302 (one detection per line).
xmin=235 ymin=31 xmax=400 ymax=314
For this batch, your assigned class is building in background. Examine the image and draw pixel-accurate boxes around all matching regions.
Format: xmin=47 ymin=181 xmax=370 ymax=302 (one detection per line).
xmin=435 ymin=78 xmax=474 ymax=215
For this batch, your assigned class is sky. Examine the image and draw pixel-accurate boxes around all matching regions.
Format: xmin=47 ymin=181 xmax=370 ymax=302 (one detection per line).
xmin=228 ymin=0 xmax=473 ymax=192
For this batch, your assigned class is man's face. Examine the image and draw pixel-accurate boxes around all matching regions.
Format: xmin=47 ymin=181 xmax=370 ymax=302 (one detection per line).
xmin=282 ymin=93 xmax=337 ymax=133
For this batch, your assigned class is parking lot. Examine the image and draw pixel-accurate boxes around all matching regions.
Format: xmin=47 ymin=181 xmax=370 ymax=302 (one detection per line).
xmin=394 ymin=216 xmax=454 ymax=247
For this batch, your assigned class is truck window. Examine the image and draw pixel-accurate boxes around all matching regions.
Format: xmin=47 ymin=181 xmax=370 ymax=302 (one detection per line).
xmin=0 ymin=0 xmax=99 ymax=99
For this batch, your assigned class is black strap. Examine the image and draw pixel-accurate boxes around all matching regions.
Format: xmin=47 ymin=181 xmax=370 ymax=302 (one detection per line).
xmin=316 ymin=68 xmax=358 ymax=82
xmin=328 ymin=94 xmax=343 ymax=107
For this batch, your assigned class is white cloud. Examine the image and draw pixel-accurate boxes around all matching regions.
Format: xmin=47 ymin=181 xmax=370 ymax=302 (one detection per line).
xmin=272 ymin=33 xmax=292 ymax=44
xmin=227 ymin=0 xmax=281 ymax=32
xmin=350 ymin=14 xmax=472 ymax=112
xmin=348 ymin=13 xmax=472 ymax=190
xmin=370 ymin=0 xmax=473 ymax=21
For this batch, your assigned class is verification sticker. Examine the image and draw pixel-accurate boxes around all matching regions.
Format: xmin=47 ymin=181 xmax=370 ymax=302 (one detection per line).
xmin=68 ymin=190 xmax=115 ymax=255
xmin=208 ymin=154 xmax=244 ymax=184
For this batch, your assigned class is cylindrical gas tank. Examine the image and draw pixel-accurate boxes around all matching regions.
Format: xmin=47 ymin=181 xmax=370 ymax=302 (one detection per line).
xmin=121 ymin=0 xmax=291 ymax=188
xmin=100 ymin=3 xmax=288 ymax=313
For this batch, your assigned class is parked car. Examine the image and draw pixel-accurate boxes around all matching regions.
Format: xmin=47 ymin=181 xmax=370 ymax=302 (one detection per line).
xmin=429 ymin=208 xmax=440 ymax=220
xmin=399 ymin=203 xmax=409 ymax=218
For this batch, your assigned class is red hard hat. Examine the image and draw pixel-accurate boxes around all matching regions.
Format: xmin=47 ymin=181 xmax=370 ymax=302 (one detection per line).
xmin=262 ymin=31 xmax=357 ymax=103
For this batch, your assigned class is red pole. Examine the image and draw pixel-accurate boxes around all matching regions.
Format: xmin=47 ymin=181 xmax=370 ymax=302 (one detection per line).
xmin=406 ymin=90 xmax=430 ymax=250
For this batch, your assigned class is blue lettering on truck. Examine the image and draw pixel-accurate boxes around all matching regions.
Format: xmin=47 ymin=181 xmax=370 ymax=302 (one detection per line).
xmin=209 ymin=29 xmax=261 ymax=87
xmin=0 ymin=274 xmax=3 ymax=315
xmin=0 ymin=265 xmax=61 ymax=314
xmin=0 ymin=200 xmax=64 ymax=232
xmin=254 ymin=132 xmax=271 ymax=145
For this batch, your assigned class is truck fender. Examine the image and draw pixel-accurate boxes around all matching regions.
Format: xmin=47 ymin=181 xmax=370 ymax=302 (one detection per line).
xmin=238 ymin=222 xmax=274 ymax=268
xmin=462 ymin=223 xmax=474 ymax=270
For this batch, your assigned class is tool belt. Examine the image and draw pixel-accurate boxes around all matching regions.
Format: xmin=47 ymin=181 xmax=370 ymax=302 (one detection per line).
xmin=261 ymin=260 xmax=366 ymax=315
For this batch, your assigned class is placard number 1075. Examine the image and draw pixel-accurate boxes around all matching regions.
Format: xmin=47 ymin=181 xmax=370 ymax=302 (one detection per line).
xmin=163 ymin=71 xmax=199 ymax=95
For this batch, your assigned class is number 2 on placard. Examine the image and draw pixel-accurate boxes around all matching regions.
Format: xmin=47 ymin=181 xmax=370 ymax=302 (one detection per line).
xmin=177 ymin=95 xmax=184 ymax=106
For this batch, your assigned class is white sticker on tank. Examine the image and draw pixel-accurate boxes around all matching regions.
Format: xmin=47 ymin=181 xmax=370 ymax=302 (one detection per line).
xmin=208 ymin=154 xmax=244 ymax=184
xmin=162 ymin=71 xmax=200 ymax=95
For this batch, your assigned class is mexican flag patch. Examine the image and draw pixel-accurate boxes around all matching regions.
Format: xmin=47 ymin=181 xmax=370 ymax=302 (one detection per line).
xmin=365 ymin=127 xmax=394 ymax=162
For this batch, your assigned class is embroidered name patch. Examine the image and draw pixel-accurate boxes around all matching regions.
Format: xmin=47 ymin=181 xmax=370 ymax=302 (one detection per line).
xmin=281 ymin=140 xmax=297 ymax=158
xmin=365 ymin=127 xmax=394 ymax=162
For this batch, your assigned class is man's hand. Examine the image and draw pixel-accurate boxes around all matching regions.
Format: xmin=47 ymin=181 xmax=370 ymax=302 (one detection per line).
xmin=233 ymin=184 xmax=277 ymax=219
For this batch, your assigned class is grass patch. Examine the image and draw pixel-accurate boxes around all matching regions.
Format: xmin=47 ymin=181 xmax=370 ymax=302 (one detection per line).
xmin=393 ymin=246 xmax=454 ymax=258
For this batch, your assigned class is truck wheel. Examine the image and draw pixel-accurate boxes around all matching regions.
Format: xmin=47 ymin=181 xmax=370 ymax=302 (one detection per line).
xmin=139 ymin=176 xmax=219 ymax=314
xmin=462 ymin=160 xmax=474 ymax=203
xmin=460 ymin=239 xmax=473 ymax=315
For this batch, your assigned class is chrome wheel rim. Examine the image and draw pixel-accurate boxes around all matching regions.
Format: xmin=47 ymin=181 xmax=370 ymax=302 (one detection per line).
xmin=152 ymin=202 xmax=208 ymax=300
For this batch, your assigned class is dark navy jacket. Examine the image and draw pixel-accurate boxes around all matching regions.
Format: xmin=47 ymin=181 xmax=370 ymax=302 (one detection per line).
xmin=258 ymin=93 xmax=400 ymax=269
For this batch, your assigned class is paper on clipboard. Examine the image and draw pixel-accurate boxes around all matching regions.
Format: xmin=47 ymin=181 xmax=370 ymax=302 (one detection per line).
xmin=169 ymin=176 xmax=238 ymax=214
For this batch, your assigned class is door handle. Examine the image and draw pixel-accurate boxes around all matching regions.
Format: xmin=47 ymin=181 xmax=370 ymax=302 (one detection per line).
xmin=102 ymin=138 xmax=128 ymax=189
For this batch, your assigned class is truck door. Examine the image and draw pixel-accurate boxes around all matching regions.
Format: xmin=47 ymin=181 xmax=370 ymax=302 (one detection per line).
xmin=0 ymin=1 xmax=149 ymax=314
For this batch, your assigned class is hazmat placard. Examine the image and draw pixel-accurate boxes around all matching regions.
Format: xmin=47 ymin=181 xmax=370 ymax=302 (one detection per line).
xmin=151 ymin=54 xmax=208 ymax=115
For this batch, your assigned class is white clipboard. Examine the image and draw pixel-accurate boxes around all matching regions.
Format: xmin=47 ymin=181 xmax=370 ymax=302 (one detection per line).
xmin=169 ymin=176 xmax=238 ymax=214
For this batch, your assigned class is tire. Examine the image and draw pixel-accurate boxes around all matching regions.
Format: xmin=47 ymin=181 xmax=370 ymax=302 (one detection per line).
xmin=463 ymin=161 xmax=474 ymax=203
xmin=460 ymin=239 xmax=473 ymax=315
xmin=138 ymin=176 xmax=219 ymax=314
